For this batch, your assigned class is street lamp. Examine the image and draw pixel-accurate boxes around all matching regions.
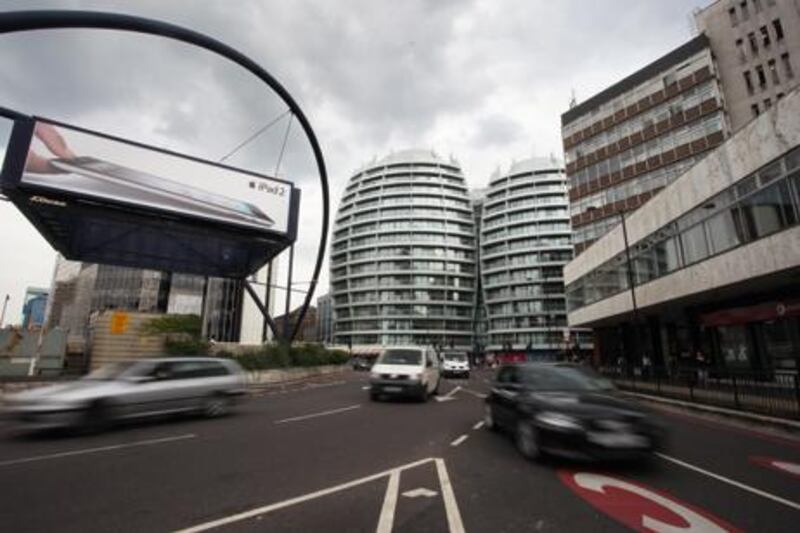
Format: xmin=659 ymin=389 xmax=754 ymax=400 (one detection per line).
xmin=0 ymin=294 xmax=9 ymax=328
xmin=585 ymin=207 xmax=640 ymax=367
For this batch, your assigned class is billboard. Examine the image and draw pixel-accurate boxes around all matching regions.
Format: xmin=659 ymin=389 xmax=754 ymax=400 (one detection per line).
xmin=0 ymin=111 xmax=299 ymax=278
xmin=21 ymin=120 xmax=292 ymax=235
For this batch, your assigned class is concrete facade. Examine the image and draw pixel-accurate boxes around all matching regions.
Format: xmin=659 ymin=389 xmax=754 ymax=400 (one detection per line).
xmin=695 ymin=0 xmax=800 ymax=132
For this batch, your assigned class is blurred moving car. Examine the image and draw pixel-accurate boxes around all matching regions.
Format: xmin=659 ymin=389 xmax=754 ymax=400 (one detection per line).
xmin=3 ymin=357 xmax=246 ymax=431
xmin=351 ymin=356 xmax=373 ymax=371
xmin=484 ymin=363 xmax=663 ymax=461
xmin=441 ymin=351 xmax=470 ymax=379
xmin=369 ymin=346 xmax=440 ymax=401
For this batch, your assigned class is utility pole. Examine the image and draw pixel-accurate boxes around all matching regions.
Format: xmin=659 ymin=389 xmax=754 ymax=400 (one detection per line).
xmin=0 ymin=294 xmax=9 ymax=328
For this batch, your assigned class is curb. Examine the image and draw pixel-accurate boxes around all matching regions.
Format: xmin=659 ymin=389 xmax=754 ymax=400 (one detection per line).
xmin=622 ymin=390 xmax=800 ymax=432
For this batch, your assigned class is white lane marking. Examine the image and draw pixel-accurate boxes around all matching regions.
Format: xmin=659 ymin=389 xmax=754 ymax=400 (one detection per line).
xmin=461 ymin=388 xmax=487 ymax=399
xmin=435 ymin=396 xmax=456 ymax=403
xmin=445 ymin=385 xmax=462 ymax=398
xmin=402 ymin=487 xmax=437 ymax=498
xmin=176 ymin=457 xmax=437 ymax=533
xmin=273 ymin=404 xmax=361 ymax=424
xmin=450 ymin=435 xmax=468 ymax=447
xmin=435 ymin=458 xmax=466 ymax=533
xmin=376 ymin=470 xmax=400 ymax=533
xmin=472 ymin=421 xmax=485 ymax=430
xmin=0 ymin=434 xmax=196 ymax=468
xmin=657 ymin=453 xmax=800 ymax=511
xmin=362 ymin=386 xmax=371 ymax=390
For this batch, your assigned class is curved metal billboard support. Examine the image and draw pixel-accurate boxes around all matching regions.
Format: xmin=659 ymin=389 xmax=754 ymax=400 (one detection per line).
xmin=0 ymin=10 xmax=329 ymax=343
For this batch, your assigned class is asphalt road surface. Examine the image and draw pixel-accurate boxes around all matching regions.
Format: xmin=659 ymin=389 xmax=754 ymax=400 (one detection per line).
xmin=1 ymin=369 xmax=799 ymax=532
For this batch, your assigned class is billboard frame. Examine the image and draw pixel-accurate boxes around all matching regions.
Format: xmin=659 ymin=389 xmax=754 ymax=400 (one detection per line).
xmin=0 ymin=10 xmax=331 ymax=343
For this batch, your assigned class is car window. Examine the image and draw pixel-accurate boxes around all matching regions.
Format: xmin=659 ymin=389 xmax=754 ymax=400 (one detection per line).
xmin=379 ymin=349 xmax=423 ymax=365
xmin=522 ymin=366 xmax=615 ymax=391
xmin=149 ymin=362 xmax=176 ymax=381
xmin=170 ymin=361 xmax=230 ymax=379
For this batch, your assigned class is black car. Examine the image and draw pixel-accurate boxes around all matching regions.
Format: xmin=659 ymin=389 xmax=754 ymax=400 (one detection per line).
xmin=351 ymin=357 xmax=373 ymax=371
xmin=484 ymin=363 xmax=664 ymax=461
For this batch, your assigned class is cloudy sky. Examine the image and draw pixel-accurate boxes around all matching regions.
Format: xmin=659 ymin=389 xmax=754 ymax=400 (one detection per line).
xmin=0 ymin=0 xmax=706 ymax=324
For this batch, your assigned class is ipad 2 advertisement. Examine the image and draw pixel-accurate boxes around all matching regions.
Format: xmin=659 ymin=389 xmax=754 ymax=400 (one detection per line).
xmin=21 ymin=120 xmax=292 ymax=235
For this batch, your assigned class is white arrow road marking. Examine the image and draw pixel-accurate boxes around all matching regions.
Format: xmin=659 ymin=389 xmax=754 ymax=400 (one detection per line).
xmin=402 ymin=488 xmax=438 ymax=498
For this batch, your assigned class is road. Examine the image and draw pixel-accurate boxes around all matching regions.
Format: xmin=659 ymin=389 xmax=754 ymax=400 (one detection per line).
xmin=1 ymin=369 xmax=799 ymax=532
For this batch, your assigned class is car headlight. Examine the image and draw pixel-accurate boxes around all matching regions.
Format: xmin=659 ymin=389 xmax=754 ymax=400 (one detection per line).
xmin=535 ymin=411 xmax=583 ymax=430
xmin=407 ymin=373 xmax=421 ymax=381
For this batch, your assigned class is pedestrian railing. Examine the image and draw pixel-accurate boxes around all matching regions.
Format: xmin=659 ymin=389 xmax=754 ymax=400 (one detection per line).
xmin=600 ymin=367 xmax=800 ymax=420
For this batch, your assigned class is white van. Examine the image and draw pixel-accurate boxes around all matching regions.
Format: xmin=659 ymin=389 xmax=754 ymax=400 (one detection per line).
xmin=441 ymin=351 xmax=470 ymax=379
xmin=369 ymin=346 xmax=440 ymax=401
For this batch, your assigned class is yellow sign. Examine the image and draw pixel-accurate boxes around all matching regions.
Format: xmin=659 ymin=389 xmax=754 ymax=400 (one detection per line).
xmin=110 ymin=312 xmax=130 ymax=334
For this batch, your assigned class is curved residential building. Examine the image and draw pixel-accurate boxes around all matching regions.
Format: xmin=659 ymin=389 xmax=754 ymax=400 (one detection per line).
xmin=481 ymin=157 xmax=585 ymax=357
xmin=331 ymin=150 xmax=477 ymax=348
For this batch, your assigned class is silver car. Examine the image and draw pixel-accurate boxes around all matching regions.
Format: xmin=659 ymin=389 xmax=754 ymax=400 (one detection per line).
xmin=2 ymin=357 xmax=246 ymax=431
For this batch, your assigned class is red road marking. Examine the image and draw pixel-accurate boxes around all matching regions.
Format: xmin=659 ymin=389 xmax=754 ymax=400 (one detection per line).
xmin=558 ymin=470 xmax=741 ymax=532
xmin=750 ymin=456 xmax=800 ymax=479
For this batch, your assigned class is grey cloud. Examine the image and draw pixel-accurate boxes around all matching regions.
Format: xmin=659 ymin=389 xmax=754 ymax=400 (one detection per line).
xmin=471 ymin=114 xmax=523 ymax=148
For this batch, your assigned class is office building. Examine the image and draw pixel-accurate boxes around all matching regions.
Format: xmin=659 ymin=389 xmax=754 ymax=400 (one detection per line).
xmin=316 ymin=293 xmax=334 ymax=344
xmin=565 ymin=89 xmax=800 ymax=373
xmin=21 ymin=287 xmax=48 ymax=329
xmin=481 ymin=157 xmax=590 ymax=358
xmin=695 ymin=0 xmax=800 ymax=131
xmin=563 ymin=35 xmax=729 ymax=255
xmin=330 ymin=150 xmax=477 ymax=348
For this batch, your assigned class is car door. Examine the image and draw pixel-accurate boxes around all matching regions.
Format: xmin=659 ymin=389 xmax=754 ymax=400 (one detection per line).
xmin=491 ymin=366 xmax=522 ymax=428
xmin=117 ymin=361 xmax=195 ymax=418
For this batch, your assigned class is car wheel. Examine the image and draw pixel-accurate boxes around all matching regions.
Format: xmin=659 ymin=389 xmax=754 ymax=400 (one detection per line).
xmin=203 ymin=394 xmax=232 ymax=418
xmin=370 ymin=392 xmax=380 ymax=402
xmin=484 ymin=404 xmax=498 ymax=431
xmin=516 ymin=420 xmax=541 ymax=461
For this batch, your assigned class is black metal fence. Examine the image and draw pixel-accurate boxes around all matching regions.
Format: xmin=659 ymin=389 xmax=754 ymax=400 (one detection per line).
xmin=600 ymin=367 xmax=800 ymax=420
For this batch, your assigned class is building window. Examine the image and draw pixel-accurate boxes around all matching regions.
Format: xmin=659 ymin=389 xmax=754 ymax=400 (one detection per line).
xmin=768 ymin=58 xmax=780 ymax=84
xmin=760 ymin=26 xmax=771 ymax=48
xmin=751 ymin=103 xmax=760 ymax=118
xmin=729 ymin=7 xmax=738 ymax=26
xmin=756 ymin=65 xmax=767 ymax=88
xmin=748 ymin=32 xmax=759 ymax=54
xmin=743 ymin=70 xmax=754 ymax=94
xmin=735 ymin=38 xmax=746 ymax=62
xmin=764 ymin=98 xmax=772 ymax=109
xmin=777 ymin=92 xmax=785 ymax=100
xmin=740 ymin=1 xmax=750 ymax=20
xmin=781 ymin=52 xmax=794 ymax=79
xmin=773 ymin=19 xmax=784 ymax=41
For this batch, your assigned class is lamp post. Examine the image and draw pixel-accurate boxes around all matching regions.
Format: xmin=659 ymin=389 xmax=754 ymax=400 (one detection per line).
xmin=585 ymin=207 xmax=640 ymax=367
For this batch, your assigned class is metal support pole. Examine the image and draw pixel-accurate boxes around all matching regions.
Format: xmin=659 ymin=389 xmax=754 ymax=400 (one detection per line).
xmin=262 ymin=261 xmax=273 ymax=343
xmin=283 ymin=244 xmax=295 ymax=342
xmin=0 ymin=294 xmax=8 ymax=327
xmin=244 ymin=281 xmax=280 ymax=340
xmin=620 ymin=212 xmax=640 ymax=366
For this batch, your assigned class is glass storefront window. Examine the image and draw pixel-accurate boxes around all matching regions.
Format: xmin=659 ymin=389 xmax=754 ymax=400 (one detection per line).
xmin=717 ymin=325 xmax=752 ymax=368
xmin=705 ymin=208 xmax=743 ymax=254
xmin=760 ymin=317 xmax=798 ymax=370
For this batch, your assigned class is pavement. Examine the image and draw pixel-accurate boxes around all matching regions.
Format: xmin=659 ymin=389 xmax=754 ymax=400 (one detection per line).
xmin=0 ymin=368 xmax=799 ymax=532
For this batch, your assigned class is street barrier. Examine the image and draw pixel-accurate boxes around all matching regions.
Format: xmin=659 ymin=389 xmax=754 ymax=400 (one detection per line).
xmin=602 ymin=367 xmax=800 ymax=420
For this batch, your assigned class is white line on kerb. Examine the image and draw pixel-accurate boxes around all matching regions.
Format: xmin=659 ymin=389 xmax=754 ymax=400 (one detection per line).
xmin=450 ymin=435 xmax=468 ymax=447
xmin=273 ymin=404 xmax=361 ymax=424
xmin=0 ymin=434 xmax=196 ymax=468
xmin=376 ymin=470 xmax=400 ymax=533
xmin=657 ymin=453 xmax=800 ymax=511
xmin=175 ymin=457 xmax=437 ymax=533
xmin=472 ymin=421 xmax=485 ymax=430
xmin=435 ymin=458 xmax=466 ymax=533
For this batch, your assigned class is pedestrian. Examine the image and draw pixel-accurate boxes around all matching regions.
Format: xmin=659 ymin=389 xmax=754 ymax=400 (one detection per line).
xmin=642 ymin=353 xmax=652 ymax=379
xmin=695 ymin=350 xmax=708 ymax=383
